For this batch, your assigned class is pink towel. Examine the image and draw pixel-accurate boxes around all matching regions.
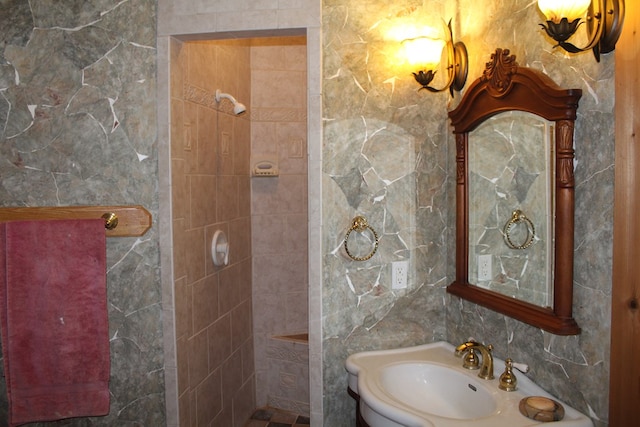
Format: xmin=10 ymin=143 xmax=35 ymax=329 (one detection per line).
xmin=0 ymin=219 xmax=110 ymax=426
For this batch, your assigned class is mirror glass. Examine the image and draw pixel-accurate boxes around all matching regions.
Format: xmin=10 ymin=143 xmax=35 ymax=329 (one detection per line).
xmin=468 ymin=112 xmax=554 ymax=307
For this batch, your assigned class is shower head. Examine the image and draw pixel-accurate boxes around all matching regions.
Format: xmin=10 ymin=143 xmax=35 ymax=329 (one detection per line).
xmin=215 ymin=90 xmax=247 ymax=115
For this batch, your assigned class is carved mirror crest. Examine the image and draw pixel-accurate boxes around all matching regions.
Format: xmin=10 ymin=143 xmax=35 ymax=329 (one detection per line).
xmin=447 ymin=48 xmax=582 ymax=335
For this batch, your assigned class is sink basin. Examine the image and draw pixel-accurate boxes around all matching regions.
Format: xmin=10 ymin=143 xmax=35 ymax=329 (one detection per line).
xmin=380 ymin=362 xmax=496 ymax=419
xmin=346 ymin=341 xmax=594 ymax=427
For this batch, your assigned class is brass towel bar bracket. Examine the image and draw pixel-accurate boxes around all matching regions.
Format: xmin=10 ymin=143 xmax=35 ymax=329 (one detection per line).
xmin=0 ymin=205 xmax=152 ymax=237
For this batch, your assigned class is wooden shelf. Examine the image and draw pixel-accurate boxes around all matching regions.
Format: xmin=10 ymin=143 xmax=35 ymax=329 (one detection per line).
xmin=0 ymin=205 xmax=152 ymax=237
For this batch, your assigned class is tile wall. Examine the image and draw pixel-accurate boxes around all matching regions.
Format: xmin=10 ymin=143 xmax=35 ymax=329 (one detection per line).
xmin=448 ymin=2 xmax=615 ymax=425
xmin=321 ymin=1 xmax=614 ymax=426
xmin=170 ymin=38 xmax=255 ymax=427
xmin=320 ymin=2 xmax=454 ymax=425
xmin=250 ymin=36 xmax=309 ymax=415
xmin=157 ymin=0 xmax=322 ymax=424
xmin=158 ymin=1 xmax=616 ymax=426
xmin=1 ymin=1 xmax=165 ymax=425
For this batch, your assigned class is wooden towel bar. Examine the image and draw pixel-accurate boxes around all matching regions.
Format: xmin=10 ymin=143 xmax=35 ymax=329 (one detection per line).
xmin=0 ymin=205 xmax=152 ymax=237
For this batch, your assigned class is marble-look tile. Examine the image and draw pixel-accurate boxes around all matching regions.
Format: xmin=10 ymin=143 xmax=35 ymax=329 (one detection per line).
xmin=446 ymin=2 xmax=614 ymax=424
xmin=0 ymin=1 xmax=165 ymax=425
xmin=321 ymin=1 xmax=613 ymax=427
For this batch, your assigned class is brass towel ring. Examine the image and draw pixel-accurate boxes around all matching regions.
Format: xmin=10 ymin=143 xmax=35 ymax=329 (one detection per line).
xmin=344 ymin=216 xmax=379 ymax=261
xmin=503 ymin=210 xmax=535 ymax=249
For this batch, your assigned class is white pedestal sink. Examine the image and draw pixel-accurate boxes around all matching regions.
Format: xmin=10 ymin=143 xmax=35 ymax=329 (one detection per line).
xmin=345 ymin=341 xmax=594 ymax=427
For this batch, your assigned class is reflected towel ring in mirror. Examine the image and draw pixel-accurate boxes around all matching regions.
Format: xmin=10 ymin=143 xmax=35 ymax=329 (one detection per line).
xmin=503 ymin=210 xmax=535 ymax=250
xmin=344 ymin=216 xmax=379 ymax=261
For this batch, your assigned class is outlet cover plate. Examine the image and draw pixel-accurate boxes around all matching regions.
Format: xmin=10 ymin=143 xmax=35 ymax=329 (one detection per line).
xmin=477 ymin=254 xmax=492 ymax=281
xmin=392 ymin=260 xmax=409 ymax=289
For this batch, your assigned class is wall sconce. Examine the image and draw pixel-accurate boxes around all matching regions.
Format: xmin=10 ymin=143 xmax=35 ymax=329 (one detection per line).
xmin=404 ymin=21 xmax=468 ymax=96
xmin=537 ymin=0 xmax=625 ymax=61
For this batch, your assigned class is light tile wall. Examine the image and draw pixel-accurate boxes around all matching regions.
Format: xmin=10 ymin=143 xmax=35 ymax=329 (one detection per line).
xmin=170 ymin=38 xmax=254 ymax=427
xmin=158 ymin=1 xmax=321 ymax=37
xmin=250 ymin=36 xmax=309 ymax=415
xmin=157 ymin=0 xmax=328 ymax=425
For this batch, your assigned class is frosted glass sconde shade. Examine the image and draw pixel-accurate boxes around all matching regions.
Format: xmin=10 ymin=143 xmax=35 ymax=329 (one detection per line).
xmin=403 ymin=37 xmax=446 ymax=70
xmin=404 ymin=20 xmax=468 ymax=96
xmin=537 ymin=0 xmax=591 ymax=24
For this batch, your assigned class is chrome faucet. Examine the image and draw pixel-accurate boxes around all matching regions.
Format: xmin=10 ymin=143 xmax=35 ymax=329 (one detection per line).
xmin=455 ymin=341 xmax=494 ymax=380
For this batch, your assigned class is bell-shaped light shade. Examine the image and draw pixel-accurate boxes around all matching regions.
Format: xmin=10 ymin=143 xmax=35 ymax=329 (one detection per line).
xmin=537 ymin=0 xmax=591 ymax=24
xmin=403 ymin=37 xmax=446 ymax=70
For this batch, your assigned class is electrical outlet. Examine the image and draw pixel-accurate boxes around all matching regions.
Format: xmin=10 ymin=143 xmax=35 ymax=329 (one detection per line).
xmin=477 ymin=254 xmax=492 ymax=281
xmin=392 ymin=260 xmax=409 ymax=289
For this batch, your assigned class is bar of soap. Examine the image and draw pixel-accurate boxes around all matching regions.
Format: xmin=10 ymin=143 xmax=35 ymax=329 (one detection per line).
xmin=519 ymin=396 xmax=565 ymax=422
xmin=528 ymin=396 xmax=556 ymax=411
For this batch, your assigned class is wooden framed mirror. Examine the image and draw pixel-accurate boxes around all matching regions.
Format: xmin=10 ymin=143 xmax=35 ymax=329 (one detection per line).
xmin=447 ymin=48 xmax=582 ymax=335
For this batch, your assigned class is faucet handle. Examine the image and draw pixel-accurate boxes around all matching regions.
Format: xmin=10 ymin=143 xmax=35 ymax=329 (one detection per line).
xmin=499 ymin=358 xmax=517 ymax=391
xmin=462 ymin=348 xmax=480 ymax=370
xmin=511 ymin=360 xmax=529 ymax=373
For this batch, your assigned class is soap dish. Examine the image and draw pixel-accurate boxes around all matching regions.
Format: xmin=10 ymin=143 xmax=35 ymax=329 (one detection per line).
xmin=519 ymin=396 xmax=565 ymax=422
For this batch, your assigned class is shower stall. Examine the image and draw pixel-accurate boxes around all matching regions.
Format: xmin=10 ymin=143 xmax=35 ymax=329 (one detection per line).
xmin=160 ymin=34 xmax=311 ymax=426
